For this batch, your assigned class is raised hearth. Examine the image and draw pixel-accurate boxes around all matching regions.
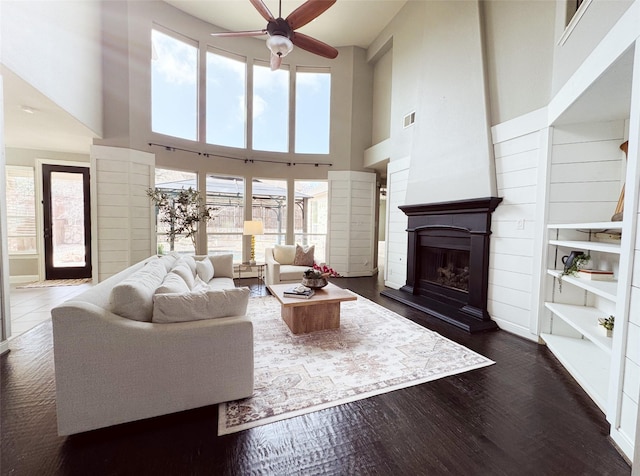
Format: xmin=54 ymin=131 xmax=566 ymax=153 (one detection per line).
xmin=381 ymin=197 xmax=502 ymax=333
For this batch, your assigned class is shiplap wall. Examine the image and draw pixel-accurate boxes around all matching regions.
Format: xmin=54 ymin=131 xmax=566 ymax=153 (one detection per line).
xmin=384 ymin=158 xmax=409 ymax=289
xmin=327 ymin=171 xmax=377 ymax=277
xmin=91 ymin=146 xmax=155 ymax=282
xmin=549 ymin=121 xmax=625 ymax=223
xmin=489 ymin=130 xmax=545 ymax=340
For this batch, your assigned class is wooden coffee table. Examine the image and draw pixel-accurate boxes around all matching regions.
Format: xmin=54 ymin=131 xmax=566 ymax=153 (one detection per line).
xmin=267 ymin=282 xmax=357 ymax=334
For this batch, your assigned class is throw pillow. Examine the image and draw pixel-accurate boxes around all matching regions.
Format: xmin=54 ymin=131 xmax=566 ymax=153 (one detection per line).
xmin=293 ymin=244 xmax=315 ymax=266
xmin=210 ymin=254 xmax=234 ymax=279
xmin=273 ymin=244 xmax=296 ymax=265
xmin=155 ymin=272 xmax=190 ymax=295
xmin=196 ymin=258 xmax=215 ymax=282
xmin=152 ymin=287 xmax=250 ymax=323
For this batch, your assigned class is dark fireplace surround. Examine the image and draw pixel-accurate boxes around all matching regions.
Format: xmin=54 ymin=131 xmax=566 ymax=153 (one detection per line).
xmin=381 ymin=197 xmax=502 ymax=333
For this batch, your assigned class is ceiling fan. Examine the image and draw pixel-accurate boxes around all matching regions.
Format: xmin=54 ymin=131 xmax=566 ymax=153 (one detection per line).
xmin=210 ymin=0 xmax=339 ymax=71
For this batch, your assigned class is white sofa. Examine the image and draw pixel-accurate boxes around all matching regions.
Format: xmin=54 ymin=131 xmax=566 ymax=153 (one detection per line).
xmin=265 ymin=245 xmax=315 ymax=285
xmin=51 ymin=253 xmax=253 ymax=436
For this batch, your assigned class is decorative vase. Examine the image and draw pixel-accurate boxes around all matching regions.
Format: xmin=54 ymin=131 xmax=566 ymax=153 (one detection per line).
xmin=301 ymin=277 xmax=328 ymax=289
xmin=562 ymin=251 xmax=585 ymax=272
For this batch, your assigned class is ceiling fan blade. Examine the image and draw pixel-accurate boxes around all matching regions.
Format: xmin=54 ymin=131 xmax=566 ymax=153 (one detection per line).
xmin=270 ymin=53 xmax=283 ymax=71
xmin=286 ymin=0 xmax=336 ymax=30
xmin=249 ymin=0 xmax=275 ymax=22
xmin=291 ymin=32 xmax=338 ymax=59
xmin=211 ymin=29 xmax=268 ymax=38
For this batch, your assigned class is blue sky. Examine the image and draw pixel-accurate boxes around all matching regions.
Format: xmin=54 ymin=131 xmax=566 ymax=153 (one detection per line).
xmin=151 ymin=29 xmax=330 ymax=154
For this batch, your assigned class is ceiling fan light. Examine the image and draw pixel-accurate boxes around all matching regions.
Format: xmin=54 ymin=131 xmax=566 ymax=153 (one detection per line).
xmin=266 ymin=35 xmax=293 ymax=57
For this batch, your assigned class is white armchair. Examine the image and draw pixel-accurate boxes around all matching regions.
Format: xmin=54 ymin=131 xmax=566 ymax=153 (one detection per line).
xmin=265 ymin=245 xmax=315 ymax=286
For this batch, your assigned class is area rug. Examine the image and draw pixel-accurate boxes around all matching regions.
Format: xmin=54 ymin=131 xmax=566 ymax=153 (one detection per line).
xmin=16 ymin=278 xmax=92 ymax=288
xmin=218 ymin=293 xmax=494 ymax=435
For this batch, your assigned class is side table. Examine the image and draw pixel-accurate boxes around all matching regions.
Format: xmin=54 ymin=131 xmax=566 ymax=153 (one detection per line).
xmin=236 ymin=262 xmax=266 ymax=288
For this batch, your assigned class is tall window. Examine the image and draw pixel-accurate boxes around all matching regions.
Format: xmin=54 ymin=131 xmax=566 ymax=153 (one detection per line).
xmin=295 ymin=70 xmax=331 ymax=154
xmin=253 ymin=64 xmax=289 ymax=152
xmin=294 ymin=180 xmax=328 ymax=263
xmin=206 ymin=50 xmax=246 ymax=148
xmin=253 ymin=178 xmax=287 ymax=261
xmin=151 ymin=28 xmax=198 ymax=141
xmin=5 ymin=166 xmax=36 ymax=254
xmin=153 ymin=169 xmax=198 ymax=254
xmin=206 ymin=175 xmax=245 ymax=262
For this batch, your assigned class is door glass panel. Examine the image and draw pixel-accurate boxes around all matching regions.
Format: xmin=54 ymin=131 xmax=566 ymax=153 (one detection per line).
xmin=51 ymin=172 xmax=86 ymax=268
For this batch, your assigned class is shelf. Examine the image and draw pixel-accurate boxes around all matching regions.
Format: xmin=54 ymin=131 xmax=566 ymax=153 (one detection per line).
xmin=547 ymin=269 xmax=617 ymax=301
xmin=547 ymin=222 xmax=623 ymax=230
xmin=548 ymin=239 xmax=620 ymax=254
xmin=544 ymin=302 xmax=612 ymax=354
xmin=540 ymin=333 xmax=609 ymax=412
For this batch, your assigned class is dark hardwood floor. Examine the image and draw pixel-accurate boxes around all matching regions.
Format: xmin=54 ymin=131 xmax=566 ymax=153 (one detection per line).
xmin=1 ymin=273 xmax=632 ymax=475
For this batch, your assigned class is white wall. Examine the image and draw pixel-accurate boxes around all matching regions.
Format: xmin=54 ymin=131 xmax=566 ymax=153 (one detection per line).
xmin=327 ymin=171 xmax=377 ymax=277
xmin=384 ymin=158 xmax=409 ymax=290
xmin=489 ymin=120 xmax=548 ymax=340
xmin=372 ymin=48 xmax=392 ymax=145
xmin=404 ymin=0 xmax=496 ymax=205
xmin=551 ymin=0 xmax=633 ymax=95
xmin=482 ymin=0 xmax=556 ymax=125
xmin=0 ymin=71 xmax=12 ymax=353
xmin=91 ymin=146 xmax=155 ymax=282
xmin=1 ymin=0 xmax=103 ymax=137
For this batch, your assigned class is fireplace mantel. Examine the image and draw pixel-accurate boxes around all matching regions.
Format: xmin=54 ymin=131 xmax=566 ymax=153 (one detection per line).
xmin=382 ymin=197 xmax=502 ymax=333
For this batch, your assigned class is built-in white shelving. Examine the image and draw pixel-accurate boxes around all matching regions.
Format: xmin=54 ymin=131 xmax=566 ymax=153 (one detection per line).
xmin=546 ymin=269 xmax=617 ymax=301
xmin=540 ymin=333 xmax=610 ymax=412
xmin=547 ymin=239 xmax=620 ymax=254
xmin=547 ymin=222 xmax=623 ymax=230
xmin=542 ymin=222 xmax=620 ymax=414
xmin=544 ymin=302 xmax=612 ymax=354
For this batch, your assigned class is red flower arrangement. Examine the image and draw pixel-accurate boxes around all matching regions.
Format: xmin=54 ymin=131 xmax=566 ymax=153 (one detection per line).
xmin=313 ymin=263 xmax=341 ymax=278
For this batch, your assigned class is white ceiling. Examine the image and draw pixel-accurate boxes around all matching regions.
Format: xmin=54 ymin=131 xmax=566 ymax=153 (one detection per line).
xmin=2 ymin=0 xmax=405 ymax=155
xmin=166 ymin=0 xmax=406 ymax=48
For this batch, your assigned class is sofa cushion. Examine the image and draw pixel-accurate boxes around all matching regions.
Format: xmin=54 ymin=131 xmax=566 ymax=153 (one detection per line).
xmin=196 ymin=258 xmax=215 ymax=282
xmin=152 ymin=287 xmax=250 ymax=323
xmin=279 ymin=265 xmax=309 ymax=282
xmin=176 ymin=256 xmax=197 ymax=277
xmin=273 ymin=244 xmax=296 ymax=265
xmin=155 ymin=272 xmax=190 ymax=295
xmin=293 ymin=244 xmax=314 ymax=266
xmin=110 ymin=260 xmax=167 ymax=322
xmin=171 ymin=263 xmax=195 ymax=289
xmin=207 ymin=277 xmax=236 ymax=290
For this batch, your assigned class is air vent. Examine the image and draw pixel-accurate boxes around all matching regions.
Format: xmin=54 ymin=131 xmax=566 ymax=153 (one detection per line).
xmin=403 ymin=111 xmax=415 ymax=128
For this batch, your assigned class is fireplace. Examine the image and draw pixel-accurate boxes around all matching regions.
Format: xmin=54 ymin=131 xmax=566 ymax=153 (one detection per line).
xmin=381 ymin=197 xmax=502 ymax=333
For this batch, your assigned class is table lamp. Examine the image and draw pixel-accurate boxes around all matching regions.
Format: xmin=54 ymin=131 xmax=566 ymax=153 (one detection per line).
xmin=243 ymin=220 xmax=264 ymax=265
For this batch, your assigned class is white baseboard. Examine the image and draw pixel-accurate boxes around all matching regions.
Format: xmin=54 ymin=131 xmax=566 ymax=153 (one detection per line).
xmin=341 ymin=268 xmax=378 ymax=278
xmin=0 ymin=339 xmax=10 ymax=355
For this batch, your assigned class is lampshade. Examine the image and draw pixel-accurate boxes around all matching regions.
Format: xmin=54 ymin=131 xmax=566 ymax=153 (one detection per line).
xmin=243 ymin=220 xmax=264 ymax=236
xmin=266 ymin=35 xmax=293 ymax=58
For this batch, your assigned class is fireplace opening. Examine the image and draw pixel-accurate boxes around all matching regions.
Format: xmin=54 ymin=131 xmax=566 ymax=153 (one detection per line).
xmin=422 ymin=247 xmax=470 ymax=292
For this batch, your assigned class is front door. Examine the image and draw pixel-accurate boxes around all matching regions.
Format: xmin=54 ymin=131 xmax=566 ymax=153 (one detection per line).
xmin=42 ymin=164 xmax=92 ymax=280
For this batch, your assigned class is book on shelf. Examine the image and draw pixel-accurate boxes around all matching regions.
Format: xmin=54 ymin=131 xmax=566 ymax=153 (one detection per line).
xmin=283 ymin=289 xmax=315 ymax=299
xmin=578 ymin=269 xmax=614 ymax=281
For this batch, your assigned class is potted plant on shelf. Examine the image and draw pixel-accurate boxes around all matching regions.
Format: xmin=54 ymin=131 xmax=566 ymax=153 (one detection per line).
xmin=558 ymin=251 xmax=591 ymax=292
xmin=598 ymin=315 xmax=615 ymax=337
xmin=147 ymin=187 xmax=216 ymax=252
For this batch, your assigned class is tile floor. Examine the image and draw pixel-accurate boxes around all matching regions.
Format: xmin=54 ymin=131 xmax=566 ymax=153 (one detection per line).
xmin=8 ymin=282 xmax=93 ymax=339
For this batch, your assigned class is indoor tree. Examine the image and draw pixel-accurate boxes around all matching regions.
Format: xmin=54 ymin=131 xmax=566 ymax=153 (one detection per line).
xmin=147 ymin=187 xmax=216 ymax=252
